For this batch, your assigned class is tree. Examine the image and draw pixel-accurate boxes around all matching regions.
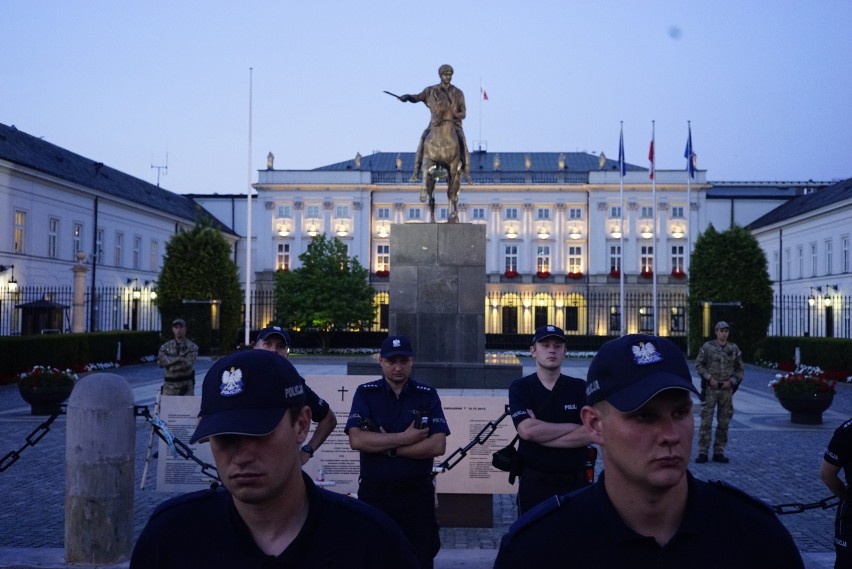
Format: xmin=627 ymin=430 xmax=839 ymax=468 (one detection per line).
xmin=688 ymin=224 xmax=773 ymax=359
xmin=156 ymin=221 xmax=242 ymax=355
xmin=274 ymin=234 xmax=375 ymax=352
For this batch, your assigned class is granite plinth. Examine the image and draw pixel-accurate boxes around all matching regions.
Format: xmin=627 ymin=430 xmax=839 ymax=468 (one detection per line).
xmin=346 ymin=354 xmax=522 ymax=389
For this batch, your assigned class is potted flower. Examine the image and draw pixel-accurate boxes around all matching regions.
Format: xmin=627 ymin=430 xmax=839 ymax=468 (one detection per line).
xmin=536 ymin=270 xmax=552 ymax=279
xmin=608 ymin=268 xmax=621 ymax=279
xmin=17 ymin=365 xmax=78 ymax=416
xmin=640 ymin=269 xmax=654 ymax=279
xmin=503 ymin=269 xmax=519 ymax=279
xmin=566 ymin=271 xmax=583 ymax=280
xmin=671 ymin=268 xmax=686 ymax=279
xmin=769 ymin=365 xmax=836 ymax=424
xmin=375 ymin=269 xmax=390 ymax=278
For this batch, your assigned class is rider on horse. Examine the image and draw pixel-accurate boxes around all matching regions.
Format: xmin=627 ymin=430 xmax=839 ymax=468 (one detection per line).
xmin=398 ymin=64 xmax=472 ymax=184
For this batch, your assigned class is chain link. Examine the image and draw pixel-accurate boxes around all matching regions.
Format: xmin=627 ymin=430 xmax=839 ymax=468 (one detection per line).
xmin=773 ymin=495 xmax=841 ymax=515
xmin=134 ymin=405 xmax=220 ymax=483
xmin=0 ymin=408 xmax=63 ymax=472
xmin=434 ymin=406 xmax=510 ymax=473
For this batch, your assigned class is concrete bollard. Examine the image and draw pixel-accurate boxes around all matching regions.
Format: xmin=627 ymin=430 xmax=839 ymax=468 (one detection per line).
xmin=65 ymin=372 xmax=135 ymax=565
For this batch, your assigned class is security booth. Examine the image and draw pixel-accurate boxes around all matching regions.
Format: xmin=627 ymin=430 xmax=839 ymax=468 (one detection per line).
xmin=16 ymin=296 xmax=69 ymax=335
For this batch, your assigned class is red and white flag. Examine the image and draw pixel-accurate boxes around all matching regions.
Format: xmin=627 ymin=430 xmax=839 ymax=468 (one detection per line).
xmin=648 ymin=139 xmax=655 ymax=180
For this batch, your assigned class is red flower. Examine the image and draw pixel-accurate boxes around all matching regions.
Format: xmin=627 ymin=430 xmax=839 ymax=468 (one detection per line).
xmin=640 ymin=269 xmax=654 ymax=279
xmin=608 ymin=269 xmax=621 ymax=278
xmin=567 ymin=271 xmax=583 ymax=280
xmin=504 ymin=270 xmax=519 ymax=279
xmin=375 ymin=270 xmax=390 ymax=278
xmin=536 ymin=271 xmax=552 ymax=279
xmin=671 ymin=268 xmax=686 ymax=279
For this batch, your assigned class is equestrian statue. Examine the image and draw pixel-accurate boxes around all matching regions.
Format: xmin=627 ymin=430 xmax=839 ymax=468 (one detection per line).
xmin=387 ymin=64 xmax=471 ymax=223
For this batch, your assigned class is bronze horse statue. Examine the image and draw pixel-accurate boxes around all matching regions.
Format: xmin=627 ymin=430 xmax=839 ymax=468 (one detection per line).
xmin=420 ymin=101 xmax=463 ymax=223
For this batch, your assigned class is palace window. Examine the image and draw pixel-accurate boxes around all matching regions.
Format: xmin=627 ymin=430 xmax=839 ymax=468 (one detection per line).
xmin=504 ymin=245 xmax=518 ymax=272
xmin=567 ymin=246 xmax=582 ymax=274
xmin=48 ymin=217 xmax=59 ymax=258
xmin=114 ymin=232 xmax=124 ymax=267
xmin=536 ymin=246 xmax=551 ymax=273
xmin=376 ymin=244 xmax=389 ymax=272
xmin=277 ymin=243 xmax=290 ymax=271
xmin=640 ymin=245 xmax=654 ymax=273
xmin=609 ymin=245 xmax=622 ymax=273
xmin=13 ymin=210 xmax=26 ymax=254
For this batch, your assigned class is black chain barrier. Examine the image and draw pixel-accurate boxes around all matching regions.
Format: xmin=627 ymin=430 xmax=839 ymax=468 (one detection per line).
xmin=434 ymin=405 xmax=511 ymax=474
xmin=134 ymin=405 xmax=221 ymax=484
xmin=0 ymin=403 xmax=840 ymax=514
xmin=0 ymin=406 xmax=64 ymax=472
xmin=773 ymin=495 xmax=841 ymax=515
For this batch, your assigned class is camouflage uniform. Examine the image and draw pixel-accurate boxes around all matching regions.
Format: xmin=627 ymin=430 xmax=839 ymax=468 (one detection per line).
xmin=157 ymin=337 xmax=199 ymax=396
xmin=695 ymin=339 xmax=743 ymax=455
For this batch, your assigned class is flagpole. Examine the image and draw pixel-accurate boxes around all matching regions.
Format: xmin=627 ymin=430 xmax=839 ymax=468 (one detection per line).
xmin=650 ymin=120 xmax=658 ymax=335
xmin=618 ymin=122 xmax=626 ymax=336
xmin=244 ymin=67 xmax=253 ymax=346
xmin=685 ymin=121 xmax=693 ymax=275
xmin=478 ymin=78 xmax=483 ymax=150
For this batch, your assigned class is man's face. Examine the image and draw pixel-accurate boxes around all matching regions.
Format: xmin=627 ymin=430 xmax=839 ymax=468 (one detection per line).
xmin=440 ymin=70 xmax=453 ymax=86
xmin=380 ymin=355 xmax=413 ymax=386
xmin=209 ymin=406 xmax=310 ymax=506
xmin=530 ymin=338 xmax=567 ymax=371
xmin=715 ymin=327 xmax=730 ymax=343
xmin=583 ymin=390 xmax=693 ymax=493
xmin=172 ymin=323 xmax=186 ymax=341
xmin=255 ymin=336 xmax=289 ymax=358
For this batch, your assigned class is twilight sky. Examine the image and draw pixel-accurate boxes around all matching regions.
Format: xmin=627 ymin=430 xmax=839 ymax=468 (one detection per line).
xmin=2 ymin=0 xmax=850 ymax=195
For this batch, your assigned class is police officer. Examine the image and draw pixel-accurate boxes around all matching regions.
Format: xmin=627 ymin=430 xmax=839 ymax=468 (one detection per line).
xmin=820 ymin=416 xmax=852 ymax=568
xmin=253 ymin=325 xmax=337 ymax=465
xmin=131 ymin=349 xmax=418 ymax=567
xmin=345 ymin=335 xmax=450 ymax=569
xmin=694 ymin=321 xmax=744 ymax=463
xmin=495 ymin=334 xmax=803 ymax=569
xmin=508 ymin=324 xmax=592 ymax=514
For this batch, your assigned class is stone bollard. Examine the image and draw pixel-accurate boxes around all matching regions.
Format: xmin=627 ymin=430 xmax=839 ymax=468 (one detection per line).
xmin=65 ymin=372 xmax=135 ymax=565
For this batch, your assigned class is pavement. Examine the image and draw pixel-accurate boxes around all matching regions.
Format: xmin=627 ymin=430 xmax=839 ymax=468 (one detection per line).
xmin=0 ymin=354 xmax=849 ymax=568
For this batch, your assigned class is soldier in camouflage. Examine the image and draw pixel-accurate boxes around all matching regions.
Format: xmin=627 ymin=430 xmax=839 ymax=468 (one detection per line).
xmin=695 ymin=321 xmax=744 ymax=463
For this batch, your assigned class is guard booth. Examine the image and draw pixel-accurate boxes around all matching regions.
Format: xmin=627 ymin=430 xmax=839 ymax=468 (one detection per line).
xmin=701 ymin=301 xmax=742 ymax=338
xmin=180 ymin=299 xmax=221 ymax=355
xmin=16 ymin=296 xmax=69 ymax=335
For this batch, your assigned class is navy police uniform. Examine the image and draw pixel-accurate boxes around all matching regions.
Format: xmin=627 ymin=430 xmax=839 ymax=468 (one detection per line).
xmin=302 ymin=379 xmax=331 ymax=423
xmin=508 ymin=372 xmax=589 ymax=513
xmin=824 ymin=417 xmax=852 ymax=567
xmin=345 ymin=377 xmax=450 ymax=569
xmin=494 ymin=471 xmax=804 ymax=568
xmin=130 ymin=472 xmax=418 ymax=568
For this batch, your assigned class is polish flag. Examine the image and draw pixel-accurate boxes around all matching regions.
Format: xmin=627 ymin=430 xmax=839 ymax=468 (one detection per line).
xmin=648 ymin=139 xmax=655 ymax=180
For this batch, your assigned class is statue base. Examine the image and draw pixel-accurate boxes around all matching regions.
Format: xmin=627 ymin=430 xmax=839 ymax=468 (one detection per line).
xmin=347 ymin=353 xmax=521 ymax=389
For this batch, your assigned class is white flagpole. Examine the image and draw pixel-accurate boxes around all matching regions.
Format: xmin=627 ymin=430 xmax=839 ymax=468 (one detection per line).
xmin=686 ymin=121 xmax=693 ymax=275
xmin=244 ymin=68 xmax=253 ymax=346
xmin=651 ymin=120 xmax=658 ymax=335
xmin=479 ymin=78 xmax=483 ymax=150
xmin=619 ymin=122 xmax=625 ymax=336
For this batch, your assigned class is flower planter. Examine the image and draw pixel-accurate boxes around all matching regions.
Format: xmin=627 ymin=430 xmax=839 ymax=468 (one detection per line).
xmin=776 ymin=392 xmax=834 ymax=425
xmin=18 ymin=383 xmax=74 ymax=416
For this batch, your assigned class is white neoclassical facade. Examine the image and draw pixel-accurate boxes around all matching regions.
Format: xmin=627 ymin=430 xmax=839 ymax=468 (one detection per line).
xmin=194 ymin=151 xmax=833 ymax=338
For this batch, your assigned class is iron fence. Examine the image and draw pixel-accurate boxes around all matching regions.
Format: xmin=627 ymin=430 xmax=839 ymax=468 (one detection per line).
xmin=2 ymin=285 xmax=849 ymax=340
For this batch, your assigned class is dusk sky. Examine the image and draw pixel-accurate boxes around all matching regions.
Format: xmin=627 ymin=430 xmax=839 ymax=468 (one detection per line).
xmin=3 ymin=1 xmax=850 ymax=195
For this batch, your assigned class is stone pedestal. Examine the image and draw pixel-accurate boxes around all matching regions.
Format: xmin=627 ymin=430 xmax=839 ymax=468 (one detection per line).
xmin=390 ymin=223 xmax=486 ymax=363
xmin=348 ymin=223 xmax=521 ymax=388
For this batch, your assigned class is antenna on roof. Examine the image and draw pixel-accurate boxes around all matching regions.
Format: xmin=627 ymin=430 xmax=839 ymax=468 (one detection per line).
xmin=151 ymin=152 xmax=168 ymax=187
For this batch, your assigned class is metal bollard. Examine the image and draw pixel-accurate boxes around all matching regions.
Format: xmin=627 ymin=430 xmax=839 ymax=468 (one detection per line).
xmin=65 ymin=372 xmax=135 ymax=565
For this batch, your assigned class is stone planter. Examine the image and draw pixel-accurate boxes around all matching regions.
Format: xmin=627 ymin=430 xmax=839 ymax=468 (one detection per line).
xmin=776 ymin=392 xmax=834 ymax=425
xmin=18 ymin=383 xmax=75 ymax=416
